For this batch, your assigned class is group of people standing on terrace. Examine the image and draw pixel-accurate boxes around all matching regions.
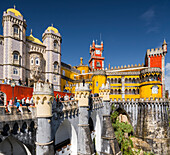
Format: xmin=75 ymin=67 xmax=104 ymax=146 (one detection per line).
xmin=2 ymin=78 xmax=28 ymax=86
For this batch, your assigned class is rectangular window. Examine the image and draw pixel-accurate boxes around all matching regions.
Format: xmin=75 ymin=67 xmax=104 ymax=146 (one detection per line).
xmin=92 ymin=60 xmax=94 ymax=69
xmin=14 ymin=26 xmax=19 ymax=34
xmin=62 ymin=70 xmax=65 ymax=76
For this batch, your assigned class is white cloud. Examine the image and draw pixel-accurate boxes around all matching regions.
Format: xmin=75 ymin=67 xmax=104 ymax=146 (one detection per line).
xmin=141 ymin=8 xmax=155 ymax=25
xmin=165 ymin=63 xmax=170 ymax=97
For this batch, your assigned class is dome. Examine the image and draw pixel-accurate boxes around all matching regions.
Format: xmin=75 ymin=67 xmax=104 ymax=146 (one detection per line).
xmin=7 ymin=8 xmax=22 ymax=17
xmin=26 ymin=34 xmax=43 ymax=45
xmin=47 ymin=26 xmax=59 ymax=34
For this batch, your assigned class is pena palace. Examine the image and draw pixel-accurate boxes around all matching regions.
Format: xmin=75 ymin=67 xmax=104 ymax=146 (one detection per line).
xmin=0 ymin=6 xmax=168 ymax=104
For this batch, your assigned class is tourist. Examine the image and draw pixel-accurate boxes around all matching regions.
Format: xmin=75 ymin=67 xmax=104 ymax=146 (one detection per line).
xmin=21 ymin=98 xmax=25 ymax=106
xmin=14 ymin=97 xmax=17 ymax=105
xmin=30 ymin=97 xmax=33 ymax=106
xmin=9 ymin=99 xmax=13 ymax=106
xmin=26 ymin=97 xmax=30 ymax=106
xmin=16 ymin=99 xmax=20 ymax=112
xmin=4 ymin=78 xmax=7 ymax=84
xmin=18 ymin=78 xmax=22 ymax=85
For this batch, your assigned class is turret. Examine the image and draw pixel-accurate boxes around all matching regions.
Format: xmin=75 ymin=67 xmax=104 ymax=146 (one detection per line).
xmin=89 ymin=40 xmax=105 ymax=70
xmin=162 ymin=39 xmax=167 ymax=54
xmin=42 ymin=25 xmax=62 ymax=91
xmin=33 ymin=81 xmax=54 ymax=155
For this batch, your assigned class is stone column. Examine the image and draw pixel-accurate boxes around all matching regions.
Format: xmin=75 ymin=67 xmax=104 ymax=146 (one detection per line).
xmin=33 ymin=82 xmax=54 ymax=155
xmin=75 ymin=83 xmax=93 ymax=155
xmin=99 ymin=83 xmax=121 ymax=155
xmin=121 ymin=76 xmax=125 ymax=99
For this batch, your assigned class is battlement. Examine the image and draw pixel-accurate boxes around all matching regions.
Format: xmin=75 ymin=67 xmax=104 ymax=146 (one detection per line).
xmin=75 ymin=83 xmax=90 ymax=92
xmin=33 ymin=82 xmax=54 ymax=95
xmin=147 ymin=47 xmax=163 ymax=57
xmin=140 ymin=67 xmax=161 ymax=74
xmin=99 ymin=83 xmax=110 ymax=90
xmin=104 ymin=63 xmax=145 ymax=71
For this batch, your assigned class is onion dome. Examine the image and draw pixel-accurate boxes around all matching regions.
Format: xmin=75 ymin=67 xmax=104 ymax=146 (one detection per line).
xmin=26 ymin=29 xmax=43 ymax=45
xmin=7 ymin=6 xmax=22 ymax=17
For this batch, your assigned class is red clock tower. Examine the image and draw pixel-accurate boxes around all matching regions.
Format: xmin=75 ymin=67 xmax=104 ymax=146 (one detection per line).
xmin=89 ymin=40 xmax=104 ymax=71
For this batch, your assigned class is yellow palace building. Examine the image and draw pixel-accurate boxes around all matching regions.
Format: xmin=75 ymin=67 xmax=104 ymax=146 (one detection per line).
xmin=62 ymin=40 xmax=167 ymax=100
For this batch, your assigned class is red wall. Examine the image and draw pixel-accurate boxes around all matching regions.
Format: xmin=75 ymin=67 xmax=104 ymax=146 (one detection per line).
xmin=150 ymin=55 xmax=162 ymax=68
xmin=0 ymin=84 xmax=72 ymax=104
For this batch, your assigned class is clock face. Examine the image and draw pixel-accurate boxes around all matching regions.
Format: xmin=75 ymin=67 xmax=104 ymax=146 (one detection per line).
xmin=96 ymin=50 xmax=100 ymax=54
xmin=152 ymin=85 xmax=158 ymax=94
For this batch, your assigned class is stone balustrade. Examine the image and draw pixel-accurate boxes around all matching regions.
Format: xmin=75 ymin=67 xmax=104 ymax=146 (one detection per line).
xmin=92 ymin=97 xmax=103 ymax=109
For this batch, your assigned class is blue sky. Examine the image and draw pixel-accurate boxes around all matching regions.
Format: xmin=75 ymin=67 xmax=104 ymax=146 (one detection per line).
xmin=0 ymin=0 xmax=170 ymax=92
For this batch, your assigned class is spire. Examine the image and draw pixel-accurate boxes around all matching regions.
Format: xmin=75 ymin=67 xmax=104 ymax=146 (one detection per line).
xmin=30 ymin=29 xmax=32 ymax=35
xmin=51 ymin=23 xmax=53 ymax=27
xmin=163 ymin=39 xmax=167 ymax=45
xmin=80 ymin=57 xmax=83 ymax=65
xmin=14 ymin=5 xmax=16 ymax=9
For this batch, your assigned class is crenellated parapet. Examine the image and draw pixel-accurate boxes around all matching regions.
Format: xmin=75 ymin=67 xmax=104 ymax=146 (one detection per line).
xmin=33 ymin=82 xmax=54 ymax=118
xmin=146 ymin=48 xmax=164 ymax=57
xmin=99 ymin=83 xmax=110 ymax=101
xmin=56 ymin=100 xmax=79 ymax=118
xmin=75 ymin=83 xmax=91 ymax=107
xmin=92 ymin=97 xmax=103 ymax=109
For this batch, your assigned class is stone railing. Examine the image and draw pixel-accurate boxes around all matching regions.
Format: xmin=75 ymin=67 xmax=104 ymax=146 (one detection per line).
xmin=54 ymin=100 xmax=79 ymax=118
xmin=33 ymin=82 xmax=53 ymax=95
xmin=140 ymin=67 xmax=161 ymax=75
xmin=112 ymin=98 xmax=169 ymax=104
xmin=92 ymin=97 xmax=103 ymax=109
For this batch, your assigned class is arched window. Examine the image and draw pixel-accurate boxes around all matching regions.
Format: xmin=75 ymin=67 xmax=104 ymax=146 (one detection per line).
xmin=129 ymin=89 xmax=132 ymax=94
xmin=118 ymin=89 xmax=121 ymax=94
xmin=111 ymin=78 xmax=113 ymax=84
xmin=118 ymin=78 xmax=121 ymax=83
xmin=54 ymin=76 xmax=56 ymax=81
xmin=13 ymin=53 xmax=18 ymax=60
xmin=30 ymin=58 xmax=34 ymax=65
xmin=115 ymin=89 xmax=118 ymax=94
xmin=13 ymin=25 xmax=19 ymax=35
xmin=129 ymin=78 xmax=132 ymax=83
xmin=132 ymin=89 xmax=136 ymax=94
xmin=54 ymin=40 xmax=58 ymax=49
xmin=125 ymin=78 xmax=128 ymax=83
xmin=125 ymin=89 xmax=128 ymax=94
xmin=54 ymin=62 xmax=58 ymax=71
xmin=35 ymin=57 xmax=39 ymax=65
xmin=13 ymin=68 xmax=18 ymax=75
xmin=110 ymin=89 xmax=113 ymax=94
xmin=115 ymin=78 xmax=117 ymax=83
xmin=132 ymin=78 xmax=135 ymax=83
xmin=107 ymin=78 xmax=110 ymax=84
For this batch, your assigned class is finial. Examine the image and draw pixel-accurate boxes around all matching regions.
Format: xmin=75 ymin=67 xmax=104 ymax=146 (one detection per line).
xmin=30 ymin=29 xmax=32 ymax=35
xmin=80 ymin=57 xmax=83 ymax=65
xmin=96 ymin=40 xmax=97 ymax=45
xmin=14 ymin=5 xmax=16 ymax=9
xmin=51 ymin=24 xmax=53 ymax=27
xmin=163 ymin=39 xmax=167 ymax=44
xmin=108 ymin=63 xmax=110 ymax=69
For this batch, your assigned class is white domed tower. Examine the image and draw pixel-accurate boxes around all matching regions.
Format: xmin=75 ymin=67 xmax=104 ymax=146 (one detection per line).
xmin=2 ymin=6 xmax=27 ymax=82
xmin=42 ymin=25 xmax=62 ymax=91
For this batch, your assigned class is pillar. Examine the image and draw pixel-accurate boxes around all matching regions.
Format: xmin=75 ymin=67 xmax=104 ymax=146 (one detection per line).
xmin=75 ymin=83 xmax=93 ymax=155
xmin=33 ymin=82 xmax=54 ymax=155
xmin=99 ymin=83 xmax=121 ymax=155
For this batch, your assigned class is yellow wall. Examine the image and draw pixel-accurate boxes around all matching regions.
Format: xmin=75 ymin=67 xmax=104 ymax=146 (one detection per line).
xmin=140 ymin=81 xmax=162 ymax=99
xmin=92 ymin=75 xmax=106 ymax=94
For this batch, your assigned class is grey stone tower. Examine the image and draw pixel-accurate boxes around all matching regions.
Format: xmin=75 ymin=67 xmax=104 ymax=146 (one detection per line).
xmin=2 ymin=7 xmax=27 ymax=81
xmin=75 ymin=83 xmax=93 ymax=155
xmin=42 ymin=26 xmax=62 ymax=91
xmin=33 ymin=82 xmax=54 ymax=155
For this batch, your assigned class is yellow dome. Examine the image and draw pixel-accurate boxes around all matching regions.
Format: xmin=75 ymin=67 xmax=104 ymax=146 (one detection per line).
xmin=47 ymin=26 xmax=59 ymax=34
xmin=26 ymin=34 xmax=43 ymax=45
xmin=7 ymin=8 xmax=22 ymax=17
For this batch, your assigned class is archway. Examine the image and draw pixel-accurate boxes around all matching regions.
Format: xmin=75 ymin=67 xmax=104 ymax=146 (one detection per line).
xmin=0 ymin=136 xmax=31 ymax=155
xmin=55 ymin=119 xmax=77 ymax=155
xmin=0 ymin=92 xmax=6 ymax=105
xmin=95 ymin=114 xmax=101 ymax=153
